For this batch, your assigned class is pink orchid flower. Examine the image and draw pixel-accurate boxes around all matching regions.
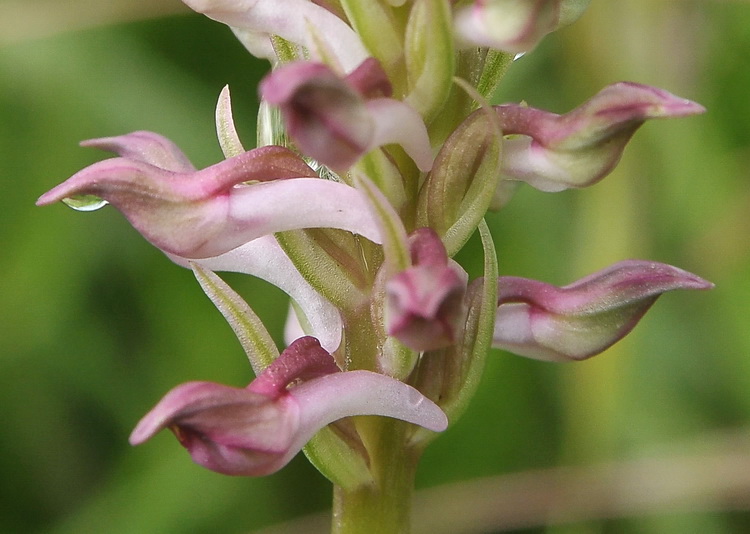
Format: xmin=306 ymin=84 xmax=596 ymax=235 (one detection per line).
xmin=130 ymin=337 xmax=448 ymax=476
xmin=37 ymin=131 xmax=382 ymax=259
xmin=495 ymin=82 xmax=705 ymax=192
xmin=493 ymin=260 xmax=714 ymax=361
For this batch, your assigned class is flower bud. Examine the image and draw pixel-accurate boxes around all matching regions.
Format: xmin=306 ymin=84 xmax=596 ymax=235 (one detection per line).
xmin=418 ymin=108 xmax=502 ymax=255
xmin=261 ymin=60 xmax=432 ymax=172
xmin=385 ymin=229 xmax=469 ymax=352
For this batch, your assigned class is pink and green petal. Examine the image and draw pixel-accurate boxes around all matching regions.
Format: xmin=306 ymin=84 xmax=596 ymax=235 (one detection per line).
xmin=493 ymin=260 xmax=714 ymax=361
xmin=261 ymin=61 xmax=432 ymax=172
xmin=496 ymin=82 xmax=705 ymax=191
xmin=38 ymin=143 xmax=382 ymax=258
xmin=129 ymin=380 xmax=301 ymax=476
xmin=80 ymin=131 xmax=196 ymax=172
xmin=385 ymin=229 xmax=469 ymax=352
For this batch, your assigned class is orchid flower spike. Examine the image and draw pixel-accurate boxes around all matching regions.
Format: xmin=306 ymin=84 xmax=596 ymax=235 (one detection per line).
xmin=385 ymin=228 xmax=469 ymax=352
xmin=455 ymin=0 xmax=591 ymax=54
xmin=495 ymin=82 xmax=706 ymax=192
xmin=260 ymin=60 xmax=433 ymax=173
xmin=493 ymin=260 xmax=713 ymax=362
xmin=130 ymin=337 xmax=448 ymax=476
xmin=36 ymin=132 xmax=383 ymax=258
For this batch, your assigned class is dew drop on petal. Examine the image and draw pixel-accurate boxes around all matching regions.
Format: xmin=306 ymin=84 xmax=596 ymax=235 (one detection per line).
xmin=307 ymin=158 xmax=343 ymax=182
xmin=408 ymin=388 xmax=424 ymax=408
xmin=62 ymin=194 xmax=108 ymax=212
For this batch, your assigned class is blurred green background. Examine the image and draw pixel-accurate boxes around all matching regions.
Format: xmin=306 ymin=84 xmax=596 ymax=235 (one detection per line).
xmin=2 ymin=0 xmax=749 ymax=532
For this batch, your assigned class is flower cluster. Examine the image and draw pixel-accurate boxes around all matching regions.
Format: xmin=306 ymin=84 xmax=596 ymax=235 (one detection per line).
xmin=39 ymin=0 xmax=711 ymax=505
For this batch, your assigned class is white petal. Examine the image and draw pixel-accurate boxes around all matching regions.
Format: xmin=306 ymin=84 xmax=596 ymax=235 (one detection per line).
xmin=366 ymin=98 xmax=434 ymax=172
xmin=183 ymin=0 xmax=368 ymax=71
xmin=283 ymin=302 xmax=307 ymax=346
xmin=169 ymin=236 xmax=343 ymax=353
xmin=226 ymin=178 xmax=383 ymax=245
xmin=288 ymin=370 xmax=448 ymax=459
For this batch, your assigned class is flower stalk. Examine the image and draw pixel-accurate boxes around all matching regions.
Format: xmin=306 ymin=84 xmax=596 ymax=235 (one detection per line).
xmin=332 ymin=419 xmax=418 ymax=534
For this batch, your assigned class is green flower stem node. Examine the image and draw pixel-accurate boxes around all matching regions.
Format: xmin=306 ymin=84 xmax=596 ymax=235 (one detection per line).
xmin=303 ymin=426 xmax=375 ymax=490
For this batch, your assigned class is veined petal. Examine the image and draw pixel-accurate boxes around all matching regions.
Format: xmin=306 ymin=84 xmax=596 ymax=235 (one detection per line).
xmin=418 ymin=108 xmax=502 ymax=253
xmin=182 ymin=0 xmax=368 ymax=71
xmin=493 ymin=260 xmax=714 ymax=361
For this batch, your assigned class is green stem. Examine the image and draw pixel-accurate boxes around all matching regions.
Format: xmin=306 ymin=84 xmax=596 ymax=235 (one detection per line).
xmin=331 ymin=419 xmax=419 ymax=534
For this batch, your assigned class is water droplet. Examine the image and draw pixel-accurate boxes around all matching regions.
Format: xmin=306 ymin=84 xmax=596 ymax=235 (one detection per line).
xmin=513 ymin=52 xmax=526 ymax=61
xmin=306 ymin=158 xmax=342 ymax=182
xmin=62 ymin=194 xmax=108 ymax=212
